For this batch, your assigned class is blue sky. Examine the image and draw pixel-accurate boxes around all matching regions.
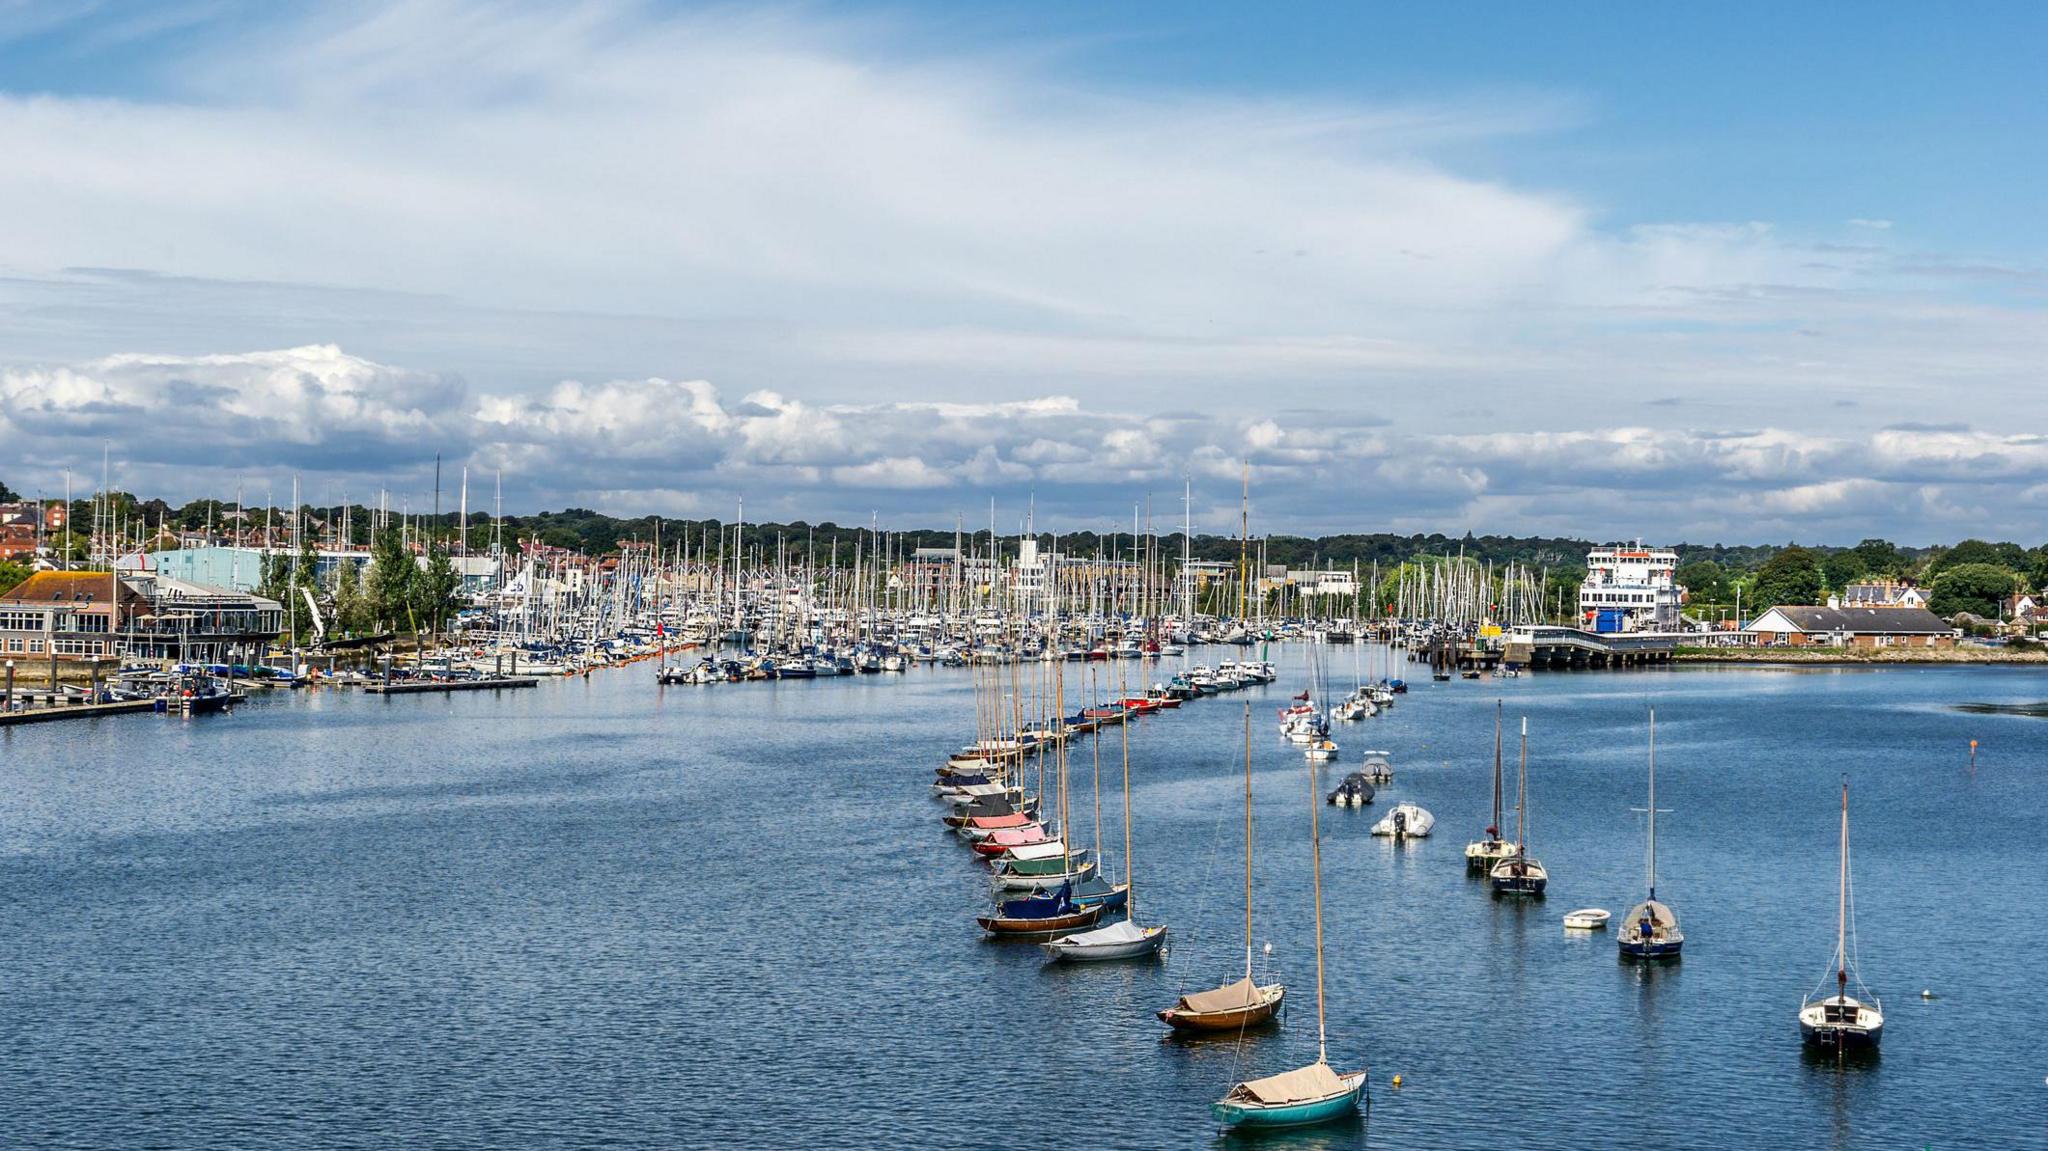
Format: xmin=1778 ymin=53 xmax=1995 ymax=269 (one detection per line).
xmin=1 ymin=2 xmax=2044 ymax=543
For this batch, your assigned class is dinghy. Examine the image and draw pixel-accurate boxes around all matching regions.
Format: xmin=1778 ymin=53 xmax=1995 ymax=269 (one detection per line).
xmin=975 ymin=881 xmax=1103 ymax=938
xmin=1040 ymin=918 xmax=1167 ymax=962
xmin=1370 ymin=802 xmax=1434 ymax=839
xmin=1563 ymin=909 xmax=1611 ymax=930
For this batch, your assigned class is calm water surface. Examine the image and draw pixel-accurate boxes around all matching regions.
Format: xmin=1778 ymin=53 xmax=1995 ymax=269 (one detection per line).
xmin=3 ymin=649 xmax=2044 ymax=1148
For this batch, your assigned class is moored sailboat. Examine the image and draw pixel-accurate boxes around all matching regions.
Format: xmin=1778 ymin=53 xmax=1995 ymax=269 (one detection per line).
xmin=1618 ymin=708 xmax=1683 ymax=961
xmin=1799 ymin=777 xmax=1883 ymax=1049
xmin=1489 ymin=716 xmax=1548 ymax=897
xmin=1464 ymin=703 xmax=1518 ymax=873
xmin=1159 ymin=704 xmax=1284 ymax=1031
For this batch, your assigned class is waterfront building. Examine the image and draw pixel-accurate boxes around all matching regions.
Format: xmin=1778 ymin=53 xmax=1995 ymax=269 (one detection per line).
xmin=0 ymin=570 xmax=284 ymax=665
xmin=0 ymin=571 xmax=140 ymax=663
xmin=1742 ymin=605 xmax=1955 ymax=649
xmin=1579 ymin=543 xmax=1681 ymax=632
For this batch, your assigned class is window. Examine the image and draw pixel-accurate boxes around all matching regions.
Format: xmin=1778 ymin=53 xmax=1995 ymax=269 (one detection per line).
xmin=28 ymin=639 xmax=43 ymax=653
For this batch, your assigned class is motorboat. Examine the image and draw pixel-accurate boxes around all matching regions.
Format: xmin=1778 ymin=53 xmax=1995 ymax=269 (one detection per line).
xmin=1370 ymin=803 xmax=1434 ymax=839
xmin=1326 ymin=772 xmax=1374 ymax=807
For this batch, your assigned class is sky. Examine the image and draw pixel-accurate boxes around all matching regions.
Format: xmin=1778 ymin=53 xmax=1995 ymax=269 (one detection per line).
xmin=1 ymin=1 xmax=2045 ymax=543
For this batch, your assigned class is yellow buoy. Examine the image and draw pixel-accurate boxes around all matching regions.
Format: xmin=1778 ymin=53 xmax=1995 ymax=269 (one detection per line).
xmin=1391 ymin=1074 xmax=1402 ymax=1089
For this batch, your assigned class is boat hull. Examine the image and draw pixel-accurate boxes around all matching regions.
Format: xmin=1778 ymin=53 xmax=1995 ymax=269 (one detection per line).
xmin=1618 ymin=938 xmax=1682 ymax=960
xmin=1040 ymin=925 xmax=1167 ymax=962
xmin=1158 ymin=987 xmax=1285 ymax=1032
xmin=1211 ymin=1073 xmax=1366 ymax=1128
xmin=975 ymin=907 xmax=1102 ymax=938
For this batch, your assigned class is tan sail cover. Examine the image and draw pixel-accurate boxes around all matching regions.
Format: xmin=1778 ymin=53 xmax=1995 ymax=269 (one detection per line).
xmin=1173 ymin=976 xmax=1265 ymax=1014
xmin=1233 ymin=1061 xmax=1348 ymax=1104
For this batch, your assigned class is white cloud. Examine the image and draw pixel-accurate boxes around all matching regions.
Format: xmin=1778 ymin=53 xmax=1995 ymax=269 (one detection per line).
xmin=6 ymin=345 xmax=2048 ymax=544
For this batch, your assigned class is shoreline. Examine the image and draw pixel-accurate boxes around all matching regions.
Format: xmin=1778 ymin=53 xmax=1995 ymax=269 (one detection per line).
xmin=1673 ymin=646 xmax=2048 ymax=666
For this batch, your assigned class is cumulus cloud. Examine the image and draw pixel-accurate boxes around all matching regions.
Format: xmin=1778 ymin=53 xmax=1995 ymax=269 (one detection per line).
xmin=7 ymin=345 xmax=2048 ymax=544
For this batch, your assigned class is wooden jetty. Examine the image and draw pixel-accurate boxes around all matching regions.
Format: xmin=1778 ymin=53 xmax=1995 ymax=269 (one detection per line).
xmin=0 ymin=699 xmax=158 ymax=726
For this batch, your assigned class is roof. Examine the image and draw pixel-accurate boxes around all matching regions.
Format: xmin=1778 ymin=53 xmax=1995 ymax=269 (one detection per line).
xmin=1746 ymin=605 xmax=1951 ymax=635
xmin=0 ymin=571 xmax=149 ymax=608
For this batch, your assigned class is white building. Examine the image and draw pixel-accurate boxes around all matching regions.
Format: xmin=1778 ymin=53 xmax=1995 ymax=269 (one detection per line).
xmin=1579 ymin=542 xmax=1681 ymax=632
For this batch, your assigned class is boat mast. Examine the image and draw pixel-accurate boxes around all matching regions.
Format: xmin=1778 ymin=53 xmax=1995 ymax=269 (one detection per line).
xmin=1518 ymin=716 xmax=1529 ymax=854
xmin=1491 ymin=701 xmax=1504 ymax=839
xmin=1308 ymin=713 xmax=1329 ymax=1066
xmin=1242 ymin=701 xmax=1254 ymax=983
xmin=1837 ymin=775 xmax=1849 ymax=998
xmin=1120 ymin=657 xmax=1135 ymax=917
xmin=1647 ymin=708 xmax=1658 ymax=902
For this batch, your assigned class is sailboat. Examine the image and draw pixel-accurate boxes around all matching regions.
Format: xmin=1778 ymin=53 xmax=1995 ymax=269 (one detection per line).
xmin=1619 ymin=708 xmax=1683 ymax=961
xmin=1489 ymin=716 xmax=1548 ymax=897
xmin=1799 ymin=777 xmax=1883 ymax=1049
xmin=1464 ymin=702 xmax=1518 ymax=872
xmin=1211 ymin=736 xmax=1366 ymax=1129
xmin=1045 ymin=663 xmax=1166 ymax=961
xmin=1159 ymin=704 xmax=1285 ymax=1031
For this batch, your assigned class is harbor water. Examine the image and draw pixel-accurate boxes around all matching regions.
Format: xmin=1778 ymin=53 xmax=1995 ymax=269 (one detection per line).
xmin=2 ymin=649 xmax=2042 ymax=1148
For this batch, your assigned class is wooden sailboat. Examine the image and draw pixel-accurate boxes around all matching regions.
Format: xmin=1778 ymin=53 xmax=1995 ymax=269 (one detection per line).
xmin=1799 ymin=777 xmax=1883 ymax=1048
xmin=1489 ymin=716 xmax=1548 ymax=897
xmin=1045 ymin=661 xmax=1165 ymax=961
xmin=1211 ymin=733 xmax=1366 ymax=1129
xmin=976 ymin=658 xmax=1101 ymax=937
xmin=1619 ymin=708 xmax=1683 ymax=960
xmin=1159 ymin=704 xmax=1285 ymax=1031
xmin=1465 ymin=702 xmax=1518 ymax=872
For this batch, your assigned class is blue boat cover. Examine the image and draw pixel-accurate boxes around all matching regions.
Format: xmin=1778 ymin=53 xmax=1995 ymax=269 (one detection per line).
xmin=997 ymin=881 xmax=1074 ymax=919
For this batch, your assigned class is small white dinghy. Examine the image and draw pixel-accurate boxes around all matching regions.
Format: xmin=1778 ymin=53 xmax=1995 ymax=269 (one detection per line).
xmin=1041 ymin=917 xmax=1167 ymax=962
xmin=1370 ymin=803 xmax=1434 ymax=839
xmin=1563 ymin=908 xmax=1611 ymax=931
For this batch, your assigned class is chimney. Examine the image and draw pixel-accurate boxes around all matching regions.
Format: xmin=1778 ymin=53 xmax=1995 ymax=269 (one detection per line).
xmin=1826 ymin=594 xmax=1840 ymax=610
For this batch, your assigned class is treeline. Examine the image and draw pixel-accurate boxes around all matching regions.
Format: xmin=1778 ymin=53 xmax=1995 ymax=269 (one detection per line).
xmin=8 ymin=479 xmax=2046 ymax=613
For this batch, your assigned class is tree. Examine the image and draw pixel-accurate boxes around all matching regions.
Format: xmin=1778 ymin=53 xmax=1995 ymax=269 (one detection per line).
xmin=412 ymin=548 xmax=463 ymax=636
xmin=332 ymin=557 xmax=366 ymax=637
xmin=1929 ymin=563 xmax=2021 ymax=619
xmin=1931 ymin=539 xmax=2025 ymax=574
xmin=1751 ymin=546 xmax=1824 ymax=609
xmin=367 ymin=529 xmax=418 ymax=632
xmin=1820 ymin=550 xmax=1867 ymax=591
xmin=0 ymin=478 xmax=18 ymax=502
xmin=1849 ymin=538 xmax=1902 ymax=577
xmin=1675 ymin=560 xmax=1728 ymax=604
xmin=2030 ymin=546 xmax=2048 ymax=593
xmin=0 ymin=559 xmax=29 ymax=596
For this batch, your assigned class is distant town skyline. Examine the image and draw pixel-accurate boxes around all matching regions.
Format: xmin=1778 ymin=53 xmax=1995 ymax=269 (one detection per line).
xmin=2 ymin=3 xmax=2045 ymax=542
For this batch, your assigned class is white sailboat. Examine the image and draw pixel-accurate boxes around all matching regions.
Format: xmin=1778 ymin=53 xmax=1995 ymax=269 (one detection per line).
xmin=1799 ymin=777 xmax=1883 ymax=1049
xmin=1618 ymin=707 xmax=1683 ymax=960
xmin=1464 ymin=703 xmax=1517 ymax=872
